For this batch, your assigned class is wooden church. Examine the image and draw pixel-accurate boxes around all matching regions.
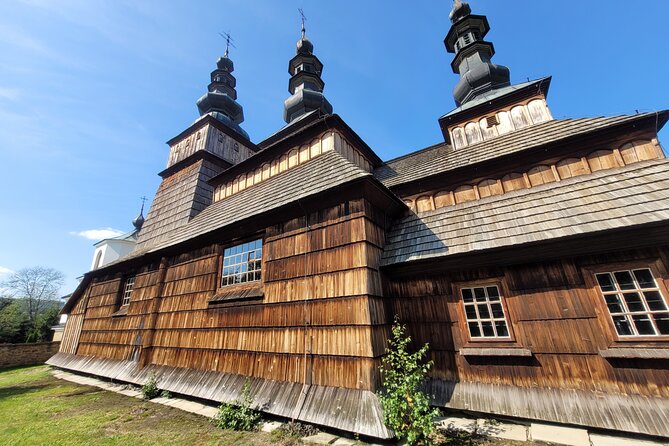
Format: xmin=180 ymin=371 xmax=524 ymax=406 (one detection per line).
xmin=50 ymin=1 xmax=669 ymax=440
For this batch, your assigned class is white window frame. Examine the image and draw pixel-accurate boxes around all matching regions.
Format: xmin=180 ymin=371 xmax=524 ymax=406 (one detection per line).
xmin=595 ymin=268 xmax=669 ymax=338
xmin=461 ymin=284 xmax=511 ymax=340
xmin=221 ymin=239 xmax=262 ymax=287
xmin=121 ymin=276 xmax=135 ymax=307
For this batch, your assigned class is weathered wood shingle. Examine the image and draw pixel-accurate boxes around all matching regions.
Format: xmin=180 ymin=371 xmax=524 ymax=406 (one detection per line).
xmin=382 ymin=160 xmax=669 ymax=265
xmin=374 ymin=113 xmax=661 ymax=188
xmin=133 ymin=150 xmax=371 ymax=256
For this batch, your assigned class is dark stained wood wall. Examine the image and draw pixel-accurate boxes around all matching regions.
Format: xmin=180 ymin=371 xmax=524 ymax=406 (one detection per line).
xmin=65 ymin=198 xmax=391 ymax=391
xmin=384 ymin=247 xmax=669 ymax=399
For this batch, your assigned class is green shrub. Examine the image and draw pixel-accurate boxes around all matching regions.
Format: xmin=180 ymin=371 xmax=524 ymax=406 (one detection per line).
xmin=141 ymin=373 xmax=160 ymax=400
xmin=379 ymin=317 xmax=440 ymax=445
xmin=213 ymin=379 xmax=261 ymax=431
xmin=160 ymin=389 xmax=172 ymax=399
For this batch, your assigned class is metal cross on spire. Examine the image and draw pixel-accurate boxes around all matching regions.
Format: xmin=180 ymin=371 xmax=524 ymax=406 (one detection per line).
xmin=139 ymin=196 xmax=147 ymax=213
xmin=218 ymin=31 xmax=236 ymax=58
xmin=298 ymin=8 xmax=306 ymax=37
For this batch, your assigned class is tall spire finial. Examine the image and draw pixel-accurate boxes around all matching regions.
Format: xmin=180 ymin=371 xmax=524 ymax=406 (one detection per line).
xmin=195 ymin=31 xmax=248 ymax=139
xmin=133 ymin=196 xmax=147 ymax=231
xmin=218 ymin=31 xmax=235 ymax=58
xmin=298 ymin=8 xmax=306 ymax=38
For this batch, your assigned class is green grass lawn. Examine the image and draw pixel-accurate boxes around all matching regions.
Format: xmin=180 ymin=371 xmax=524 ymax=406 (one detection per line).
xmin=0 ymin=365 xmax=535 ymax=446
xmin=0 ymin=365 xmax=293 ymax=446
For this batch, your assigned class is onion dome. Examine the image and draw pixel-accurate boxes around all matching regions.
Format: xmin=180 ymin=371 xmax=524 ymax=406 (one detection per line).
xmin=296 ymin=23 xmax=314 ymax=54
xmin=449 ymin=0 xmax=472 ymax=23
xmin=283 ymin=16 xmax=333 ymax=123
xmin=195 ymin=46 xmax=248 ymax=139
xmin=444 ymin=0 xmax=511 ymax=106
xmin=132 ymin=202 xmax=145 ymax=231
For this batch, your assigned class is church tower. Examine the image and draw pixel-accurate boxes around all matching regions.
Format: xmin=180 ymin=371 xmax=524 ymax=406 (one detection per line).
xmin=439 ymin=0 xmax=553 ymax=148
xmin=135 ymin=44 xmax=258 ymax=251
xmin=283 ymin=14 xmax=333 ymax=123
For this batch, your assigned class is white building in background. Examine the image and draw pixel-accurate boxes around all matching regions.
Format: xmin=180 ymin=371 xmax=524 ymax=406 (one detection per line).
xmin=91 ymin=207 xmax=145 ymax=270
xmin=52 ymin=206 xmax=145 ymax=341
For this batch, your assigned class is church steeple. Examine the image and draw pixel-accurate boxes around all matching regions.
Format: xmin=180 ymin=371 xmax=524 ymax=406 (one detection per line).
xmin=444 ymin=0 xmax=511 ymax=107
xmin=196 ymin=33 xmax=249 ymax=139
xmin=283 ymin=10 xmax=333 ymax=124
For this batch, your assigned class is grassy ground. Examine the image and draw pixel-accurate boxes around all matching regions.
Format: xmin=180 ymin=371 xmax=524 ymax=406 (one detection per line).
xmin=0 ymin=365 xmax=293 ymax=446
xmin=0 ymin=365 xmax=536 ymax=446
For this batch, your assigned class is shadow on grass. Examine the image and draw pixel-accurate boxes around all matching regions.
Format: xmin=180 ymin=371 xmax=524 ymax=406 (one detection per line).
xmin=0 ymin=384 xmax=51 ymax=399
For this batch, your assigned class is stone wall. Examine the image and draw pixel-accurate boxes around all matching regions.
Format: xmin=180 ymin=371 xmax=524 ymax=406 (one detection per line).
xmin=0 ymin=342 xmax=61 ymax=368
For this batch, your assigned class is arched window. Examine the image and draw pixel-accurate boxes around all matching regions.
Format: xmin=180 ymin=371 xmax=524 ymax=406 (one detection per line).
xmin=477 ymin=179 xmax=503 ymax=198
xmin=527 ymin=165 xmax=556 ymax=186
xmin=501 ymin=173 xmax=527 ymax=192
xmin=619 ymin=140 xmax=658 ymax=164
xmin=479 ymin=117 xmax=498 ymax=140
xmin=416 ymin=196 xmax=433 ymax=213
xmin=556 ymin=158 xmax=587 ymax=179
xmin=454 ymin=185 xmax=477 ymax=204
xmin=93 ymin=250 xmax=103 ymax=270
xmin=451 ymin=127 xmax=467 ymax=149
xmin=527 ymin=99 xmax=550 ymax=124
xmin=496 ymin=111 xmax=514 ymax=135
xmin=587 ymin=150 xmax=618 ymax=172
xmin=510 ymin=106 xmax=530 ymax=129
xmin=464 ymin=122 xmax=482 ymax=145
xmin=434 ymin=191 xmax=454 ymax=208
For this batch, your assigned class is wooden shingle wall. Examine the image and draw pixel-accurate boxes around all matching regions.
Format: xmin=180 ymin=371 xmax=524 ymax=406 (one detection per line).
xmin=385 ymin=247 xmax=669 ymax=398
xmin=402 ymin=139 xmax=662 ymax=212
xmin=65 ymin=198 xmax=390 ymax=392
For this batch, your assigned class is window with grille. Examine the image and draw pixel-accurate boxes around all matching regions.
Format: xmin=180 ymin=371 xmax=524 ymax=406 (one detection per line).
xmin=221 ymin=239 xmax=262 ymax=286
xmin=461 ymin=285 xmax=511 ymax=339
xmin=595 ymin=269 xmax=669 ymax=337
xmin=121 ymin=276 xmax=135 ymax=306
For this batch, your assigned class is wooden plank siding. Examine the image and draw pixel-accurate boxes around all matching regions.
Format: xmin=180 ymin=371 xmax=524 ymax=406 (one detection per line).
xmin=384 ymin=248 xmax=669 ymax=401
xmin=63 ymin=198 xmax=392 ymax=392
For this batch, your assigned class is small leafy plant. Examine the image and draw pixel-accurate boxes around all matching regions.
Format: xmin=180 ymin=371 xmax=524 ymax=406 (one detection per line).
xmin=141 ymin=372 xmax=161 ymax=400
xmin=272 ymin=421 xmax=319 ymax=442
xmin=213 ymin=379 xmax=261 ymax=431
xmin=379 ymin=317 xmax=440 ymax=445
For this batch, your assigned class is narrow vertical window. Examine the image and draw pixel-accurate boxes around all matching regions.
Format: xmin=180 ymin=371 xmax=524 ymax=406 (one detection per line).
xmin=595 ymin=269 xmax=669 ymax=337
xmin=121 ymin=276 xmax=136 ymax=306
xmin=461 ymin=285 xmax=511 ymax=339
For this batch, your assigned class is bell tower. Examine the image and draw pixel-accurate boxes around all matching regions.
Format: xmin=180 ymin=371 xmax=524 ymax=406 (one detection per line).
xmin=135 ymin=39 xmax=258 ymax=251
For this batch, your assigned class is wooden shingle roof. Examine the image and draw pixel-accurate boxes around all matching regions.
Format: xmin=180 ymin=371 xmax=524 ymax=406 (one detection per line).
xmin=381 ymin=159 xmax=669 ymax=266
xmin=132 ymin=150 xmax=371 ymax=256
xmin=374 ymin=113 xmax=664 ymax=188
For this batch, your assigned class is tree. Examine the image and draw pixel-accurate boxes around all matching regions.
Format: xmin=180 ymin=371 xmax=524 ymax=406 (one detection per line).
xmin=1 ymin=267 xmax=64 ymax=324
xmin=0 ymin=300 xmax=30 ymax=343
xmin=379 ymin=318 xmax=440 ymax=446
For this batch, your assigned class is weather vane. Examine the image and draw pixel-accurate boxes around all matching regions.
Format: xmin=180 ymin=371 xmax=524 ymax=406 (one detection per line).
xmin=298 ymin=8 xmax=306 ymax=36
xmin=218 ymin=31 xmax=236 ymax=57
xmin=139 ymin=196 xmax=147 ymax=212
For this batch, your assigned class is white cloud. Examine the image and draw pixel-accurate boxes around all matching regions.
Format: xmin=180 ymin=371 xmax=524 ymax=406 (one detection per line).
xmin=0 ymin=266 xmax=13 ymax=276
xmin=70 ymin=228 xmax=124 ymax=241
xmin=0 ymin=87 xmax=21 ymax=101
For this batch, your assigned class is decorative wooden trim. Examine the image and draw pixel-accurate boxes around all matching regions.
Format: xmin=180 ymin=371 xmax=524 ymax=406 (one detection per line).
xmin=550 ymin=164 xmax=561 ymax=182
xmin=460 ymin=347 xmax=532 ymax=357
xmin=402 ymin=138 xmax=660 ymax=215
xmin=600 ymin=348 xmax=669 ymax=359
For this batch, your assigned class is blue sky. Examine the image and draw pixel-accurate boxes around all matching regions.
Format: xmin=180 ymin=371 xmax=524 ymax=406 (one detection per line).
xmin=0 ymin=0 xmax=668 ymax=294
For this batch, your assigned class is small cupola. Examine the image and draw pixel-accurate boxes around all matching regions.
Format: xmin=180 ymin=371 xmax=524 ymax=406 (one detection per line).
xmin=283 ymin=11 xmax=333 ymax=124
xmin=196 ymin=34 xmax=249 ymax=139
xmin=444 ymin=0 xmax=510 ymax=107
